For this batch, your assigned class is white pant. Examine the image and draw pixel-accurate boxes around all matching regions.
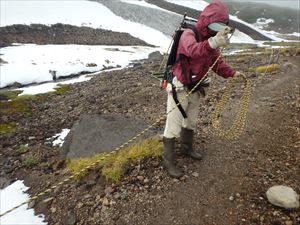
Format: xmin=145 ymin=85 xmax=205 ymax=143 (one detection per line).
xmin=163 ymin=85 xmax=205 ymax=138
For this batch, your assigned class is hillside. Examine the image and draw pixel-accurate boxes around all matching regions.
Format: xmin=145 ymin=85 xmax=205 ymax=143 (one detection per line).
xmin=1 ymin=50 xmax=299 ymax=224
xmin=225 ymin=1 xmax=299 ymax=33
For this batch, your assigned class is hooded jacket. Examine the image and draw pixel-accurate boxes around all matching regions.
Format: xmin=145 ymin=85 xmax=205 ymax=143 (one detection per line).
xmin=172 ymin=0 xmax=235 ymax=85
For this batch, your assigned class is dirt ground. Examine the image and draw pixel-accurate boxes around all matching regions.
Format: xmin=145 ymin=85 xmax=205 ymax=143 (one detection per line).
xmin=0 ymin=49 xmax=299 ymax=224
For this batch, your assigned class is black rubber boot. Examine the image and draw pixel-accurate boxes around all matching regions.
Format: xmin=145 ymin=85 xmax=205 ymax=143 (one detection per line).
xmin=180 ymin=128 xmax=202 ymax=160
xmin=162 ymin=137 xmax=183 ymax=178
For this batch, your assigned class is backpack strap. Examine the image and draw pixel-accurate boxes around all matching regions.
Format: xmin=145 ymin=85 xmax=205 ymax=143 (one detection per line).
xmin=169 ymin=26 xmax=201 ymax=119
xmin=171 ymin=84 xmax=187 ymax=119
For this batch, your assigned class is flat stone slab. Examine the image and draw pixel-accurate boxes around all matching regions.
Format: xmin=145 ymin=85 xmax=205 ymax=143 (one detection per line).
xmin=61 ymin=114 xmax=156 ymax=159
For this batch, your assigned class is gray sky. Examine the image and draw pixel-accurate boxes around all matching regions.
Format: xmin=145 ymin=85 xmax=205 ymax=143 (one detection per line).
xmin=221 ymin=0 xmax=300 ymax=9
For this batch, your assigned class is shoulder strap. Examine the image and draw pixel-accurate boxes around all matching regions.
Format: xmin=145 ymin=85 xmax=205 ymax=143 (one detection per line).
xmin=189 ymin=26 xmax=200 ymax=42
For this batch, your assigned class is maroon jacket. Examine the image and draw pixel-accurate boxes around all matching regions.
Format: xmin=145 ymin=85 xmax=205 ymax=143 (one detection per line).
xmin=172 ymin=0 xmax=235 ymax=85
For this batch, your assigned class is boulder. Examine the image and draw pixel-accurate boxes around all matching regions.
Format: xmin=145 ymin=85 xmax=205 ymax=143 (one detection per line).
xmin=61 ymin=114 xmax=156 ymax=159
xmin=266 ymin=185 xmax=299 ymax=209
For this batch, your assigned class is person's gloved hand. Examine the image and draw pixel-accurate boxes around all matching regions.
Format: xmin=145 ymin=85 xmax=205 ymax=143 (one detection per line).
xmin=208 ymin=26 xmax=231 ymax=49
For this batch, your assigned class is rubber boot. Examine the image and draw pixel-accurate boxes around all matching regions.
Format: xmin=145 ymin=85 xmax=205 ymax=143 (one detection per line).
xmin=162 ymin=137 xmax=183 ymax=178
xmin=180 ymin=128 xmax=202 ymax=160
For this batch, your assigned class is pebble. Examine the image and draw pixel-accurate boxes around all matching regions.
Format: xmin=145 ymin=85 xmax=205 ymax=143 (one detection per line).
xmin=191 ymin=172 xmax=199 ymax=177
xmin=104 ymin=187 xmax=114 ymax=195
xmin=137 ymin=176 xmax=144 ymax=181
xmin=229 ymin=196 xmax=234 ymax=201
xmin=102 ymin=197 xmax=110 ymax=206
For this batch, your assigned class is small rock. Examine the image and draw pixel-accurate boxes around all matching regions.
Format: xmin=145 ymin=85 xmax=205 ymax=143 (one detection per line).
xmin=77 ymin=202 xmax=84 ymax=209
xmin=229 ymin=196 xmax=234 ymax=201
xmin=66 ymin=211 xmax=78 ymax=225
xmin=285 ymin=221 xmax=293 ymax=225
xmin=191 ymin=172 xmax=199 ymax=177
xmin=113 ymin=193 xmax=121 ymax=199
xmin=266 ymin=185 xmax=300 ymax=209
xmin=137 ymin=176 xmax=144 ymax=181
xmin=104 ymin=187 xmax=114 ymax=195
xmin=28 ymin=200 xmax=35 ymax=208
xmin=50 ymin=207 xmax=57 ymax=213
xmin=102 ymin=197 xmax=110 ymax=206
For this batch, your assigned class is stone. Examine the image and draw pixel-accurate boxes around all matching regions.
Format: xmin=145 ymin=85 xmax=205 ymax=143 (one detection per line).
xmin=191 ymin=172 xmax=199 ymax=177
xmin=266 ymin=185 xmax=299 ymax=209
xmin=102 ymin=197 xmax=110 ymax=206
xmin=61 ymin=114 xmax=156 ymax=159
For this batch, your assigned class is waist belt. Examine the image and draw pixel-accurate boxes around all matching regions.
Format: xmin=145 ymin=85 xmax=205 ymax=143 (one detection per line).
xmin=171 ymin=80 xmax=209 ymax=119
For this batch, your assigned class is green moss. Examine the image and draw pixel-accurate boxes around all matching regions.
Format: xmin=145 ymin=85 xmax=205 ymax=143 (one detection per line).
xmin=255 ymin=64 xmax=279 ymax=73
xmin=0 ymin=122 xmax=16 ymax=135
xmin=0 ymin=100 xmax=29 ymax=114
xmin=0 ymin=90 xmax=23 ymax=101
xmin=53 ymin=84 xmax=71 ymax=95
xmin=23 ymin=157 xmax=40 ymax=167
xmin=17 ymin=144 xmax=29 ymax=154
xmin=68 ymin=137 xmax=163 ymax=182
xmin=39 ymin=162 xmax=51 ymax=169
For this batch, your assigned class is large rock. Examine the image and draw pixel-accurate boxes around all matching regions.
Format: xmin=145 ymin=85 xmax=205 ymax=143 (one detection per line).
xmin=61 ymin=114 xmax=156 ymax=159
xmin=266 ymin=185 xmax=300 ymax=209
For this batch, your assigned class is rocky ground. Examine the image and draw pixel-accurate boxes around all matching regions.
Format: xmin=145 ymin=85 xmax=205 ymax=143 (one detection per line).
xmin=0 ymin=23 xmax=150 ymax=48
xmin=1 ymin=48 xmax=299 ymax=224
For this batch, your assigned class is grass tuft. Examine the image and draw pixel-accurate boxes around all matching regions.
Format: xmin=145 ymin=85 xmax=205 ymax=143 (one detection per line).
xmin=255 ymin=64 xmax=279 ymax=73
xmin=0 ymin=90 xmax=23 ymax=101
xmin=0 ymin=122 xmax=16 ymax=135
xmin=53 ymin=84 xmax=71 ymax=95
xmin=67 ymin=137 xmax=163 ymax=182
xmin=23 ymin=157 xmax=40 ymax=167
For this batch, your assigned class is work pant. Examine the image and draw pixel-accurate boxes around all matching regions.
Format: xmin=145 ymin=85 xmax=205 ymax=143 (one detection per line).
xmin=163 ymin=88 xmax=205 ymax=138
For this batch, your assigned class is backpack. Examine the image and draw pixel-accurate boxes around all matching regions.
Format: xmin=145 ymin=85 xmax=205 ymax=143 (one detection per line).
xmin=162 ymin=14 xmax=200 ymax=90
xmin=162 ymin=14 xmax=201 ymax=118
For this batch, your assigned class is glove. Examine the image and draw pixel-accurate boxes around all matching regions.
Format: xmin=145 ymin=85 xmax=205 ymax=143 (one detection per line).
xmin=208 ymin=26 xmax=231 ymax=49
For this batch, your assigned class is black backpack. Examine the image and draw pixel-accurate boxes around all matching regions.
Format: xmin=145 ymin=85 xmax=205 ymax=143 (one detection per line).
xmin=162 ymin=14 xmax=201 ymax=118
xmin=162 ymin=14 xmax=200 ymax=89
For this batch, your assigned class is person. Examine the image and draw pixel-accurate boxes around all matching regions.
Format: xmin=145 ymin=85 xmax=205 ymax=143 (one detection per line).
xmin=162 ymin=0 xmax=242 ymax=178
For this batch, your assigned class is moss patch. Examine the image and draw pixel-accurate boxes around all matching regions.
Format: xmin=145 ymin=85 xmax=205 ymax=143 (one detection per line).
xmin=0 ymin=90 xmax=23 ymax=101
xmin=255 ymin=64 xmax=279 ymax=73
xmin=22 ymin=157 xmax=40 ymax=167
xmin=67 ymin=137 xmax=163 ymax=182
xmin=0 ymin=122 xmax=16 ymax=135
xmin=0 ymin=100 xmax=30 ymax=115
xmin=53 ymin=84 xmax=71 ymax=95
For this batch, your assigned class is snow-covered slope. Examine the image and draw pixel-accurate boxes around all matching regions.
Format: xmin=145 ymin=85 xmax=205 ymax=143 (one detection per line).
xmin=0 ymin=0 xmax=170 ymax=47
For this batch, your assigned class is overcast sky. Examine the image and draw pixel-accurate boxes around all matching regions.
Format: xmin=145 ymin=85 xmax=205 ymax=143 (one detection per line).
xmin=220 ymin=0 xmax=300 ymax=9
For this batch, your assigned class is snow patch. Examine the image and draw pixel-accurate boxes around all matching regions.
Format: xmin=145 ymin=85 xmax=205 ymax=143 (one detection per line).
xmin=253 ymin=18 xmax=274 ymax=29
xmin=52 ymin=129 xmax=71 ymax=147
xmin=0 ymin=180 xmax=47 ymax=225
xmin=0 ymin=45 xmax=156 ymax=88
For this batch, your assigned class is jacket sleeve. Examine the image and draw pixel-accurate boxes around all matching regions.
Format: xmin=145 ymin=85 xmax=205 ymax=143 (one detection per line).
xmin=179 ymin=30 xmax=215 ymax=58
xmin=212 ymin=53 xmax=235 ymax=78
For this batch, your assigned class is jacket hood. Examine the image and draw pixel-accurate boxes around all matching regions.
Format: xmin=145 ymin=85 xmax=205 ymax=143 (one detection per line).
xmin=196 ymin=0 xmax=229 ymax=39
